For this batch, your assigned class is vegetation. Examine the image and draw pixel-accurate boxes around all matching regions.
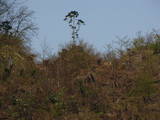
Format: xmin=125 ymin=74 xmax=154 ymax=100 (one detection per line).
xmin=0 ymin=1 xmax=160 ymax=120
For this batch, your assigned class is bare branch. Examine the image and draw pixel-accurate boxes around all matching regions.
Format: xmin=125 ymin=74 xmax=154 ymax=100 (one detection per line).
xmin=0 ymin=0 xmax=37 ymax=40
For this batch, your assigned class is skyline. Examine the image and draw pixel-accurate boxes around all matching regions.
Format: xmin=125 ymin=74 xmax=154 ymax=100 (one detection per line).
xmin=26 ymin=0 xmax=160 ymax=54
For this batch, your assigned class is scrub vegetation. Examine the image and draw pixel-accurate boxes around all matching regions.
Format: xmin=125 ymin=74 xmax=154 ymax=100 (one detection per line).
xmin=0 ymin=0 xmax=160 ymax=120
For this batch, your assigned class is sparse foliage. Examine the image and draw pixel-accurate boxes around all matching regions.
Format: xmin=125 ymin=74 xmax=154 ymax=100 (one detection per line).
xmin=0 ymin=0 xmax=37 ymax=39
xmin=64 ymin=11 xmax=85 ymax=44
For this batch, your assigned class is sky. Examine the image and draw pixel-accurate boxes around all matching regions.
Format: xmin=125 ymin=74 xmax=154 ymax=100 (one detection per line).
xmin=26 ymin=0 xmax=160 ymax=54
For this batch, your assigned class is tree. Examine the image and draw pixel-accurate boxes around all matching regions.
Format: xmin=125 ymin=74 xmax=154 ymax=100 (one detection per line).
xmin=64 ymin=11 xmax=85 ymax=44
xmin=0 ymin=20 xmax=12 ymax=34
xmin=0 ymin=0 xmax=37 ymax=39
xmin=0 ymin=0 xmax=37 ymax=81
xmin=0 ymin=0 xmax=12 ymax=16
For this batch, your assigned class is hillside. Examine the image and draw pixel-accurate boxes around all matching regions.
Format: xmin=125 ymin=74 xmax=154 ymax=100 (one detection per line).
xmin=0 ymin=1 xmax=160 ymax=120
xmin=0 ymin=33 xmax=160 ymax=120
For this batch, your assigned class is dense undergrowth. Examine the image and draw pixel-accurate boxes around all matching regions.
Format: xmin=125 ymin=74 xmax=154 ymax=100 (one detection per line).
xmin=0 ymin=32 xmax=160 ymax=120
xmin=1 ymin=0 xmax=160 ymax=119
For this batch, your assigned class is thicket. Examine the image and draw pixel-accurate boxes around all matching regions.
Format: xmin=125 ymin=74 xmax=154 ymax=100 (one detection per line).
xmin=0 ymin=1 xmax=160 ymax=120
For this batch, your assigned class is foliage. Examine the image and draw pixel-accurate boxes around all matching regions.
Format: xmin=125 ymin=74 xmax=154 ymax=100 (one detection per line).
xmin=64 ymin=11 xmax=85 ymax=43
xmin=1 ymin=4 xmax=160 ymax=120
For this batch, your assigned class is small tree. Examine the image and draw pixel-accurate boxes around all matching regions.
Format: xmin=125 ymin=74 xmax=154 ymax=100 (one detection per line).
xmin=0 ymin=0 xmax=37 ymax=39
xmin=64 ymin=11 xmax=85 ymax=44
